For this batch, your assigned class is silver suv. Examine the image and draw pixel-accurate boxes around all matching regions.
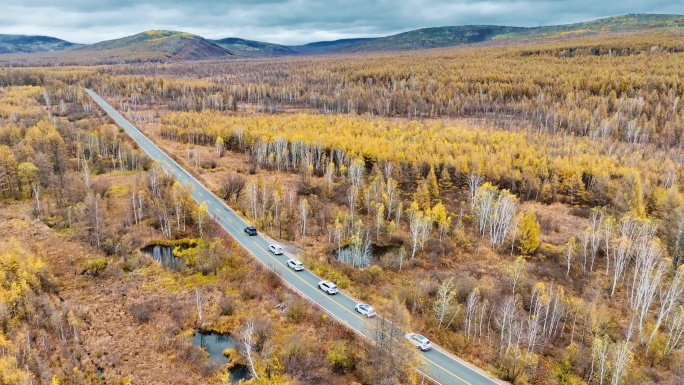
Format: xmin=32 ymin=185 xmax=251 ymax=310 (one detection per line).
xmin=287 ymin=259 xmax=304 ymax=271
xmin=318 ymin=280 xmax=338 ymax=295
xmin=405 ymin=333 xmax=431 ymax=351
xmin=268 ymin=244 xmax=284 ymax=255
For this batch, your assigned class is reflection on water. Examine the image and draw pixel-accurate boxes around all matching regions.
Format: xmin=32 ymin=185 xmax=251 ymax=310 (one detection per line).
xmin=192 ymin=331 xmax=251 ymax=383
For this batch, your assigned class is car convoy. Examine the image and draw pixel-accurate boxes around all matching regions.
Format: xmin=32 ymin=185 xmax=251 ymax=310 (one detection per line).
xmin=246 ymin=226 xmax=430 ymax=352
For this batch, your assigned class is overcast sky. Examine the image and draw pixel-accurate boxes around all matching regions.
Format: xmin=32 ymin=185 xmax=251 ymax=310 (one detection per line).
xmin=0 ymin=0 xmax=681 ymax=45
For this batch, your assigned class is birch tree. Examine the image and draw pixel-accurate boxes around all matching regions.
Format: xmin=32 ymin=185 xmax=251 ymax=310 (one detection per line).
xmin=299 ymin=197 xmax=309 ymax=236
xmin=384 ymin=177 xmax=399 ymax=220
xmin=215 ymin=136 xmax=224 ymax=157
xmin=468 ymin=173 xmax=483 ymax=209
xmin=244 ymin=178 xmax=258 ymax=220
xmin=473 ymin=183 xmax=496 ymax=237
xmin=628 ymin=240 xmax=666 ymax=342
xmin=610 ymin=237 xmax=631 ymax=297
xmin=86 ymin=193 xmax=105 ymax=249
xmin=464 ymin=288 xmax=480 ymax=341
xmin=588 ymin=209 xmax=604 ymax=273
xmin=407 ymin=202 xmax=428 ymax=259
xmin=197 ymin=202 xmax=208 ymax=239
xmin=433 ymin=278 xmax=459 ymax=329
xmin=489 ymin=191 xmax=517 ymax=247
xmin=506 ymin=256 xmax=527 ymax=294
xmin=665 ymin=306 xmax=684 ymax=354
xmin=590 ymin=335 xmax=610 ymax=385
xmin=648 ymin=266 xmax=684 ymax=347
xmin=239 ymin=321 xmax=260 ymax=380
xmin=610 ymin=340 xmax=632 ymax=385
xmin=374 ymin=203 xmax=384 ymax=240
xmin=347 ymin=185 xmax=358 ymax=222
xmin=563 ymin=237 xmax=576 ymax=277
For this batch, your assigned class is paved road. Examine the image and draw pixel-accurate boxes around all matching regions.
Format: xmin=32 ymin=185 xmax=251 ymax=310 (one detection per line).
xmin=86 ymin=89 xmax=502 ymax=385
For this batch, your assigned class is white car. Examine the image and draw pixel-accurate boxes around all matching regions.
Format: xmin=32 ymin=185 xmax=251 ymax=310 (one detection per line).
xmin=286 ymin=259 xmax=304 ymax=271
xmin=405 ymin=333 xmax=431 ymax=351
xmin=268 ymin=244 xmax=284 ymax=255
xmin=354 ymin=303 xmax=376 ymax=317
xmin=318 ymin=280 xmax=339 ymax=295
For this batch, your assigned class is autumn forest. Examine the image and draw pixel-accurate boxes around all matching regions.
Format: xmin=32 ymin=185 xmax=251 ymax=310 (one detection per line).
xmin=1 ymin=26 xmax=684 ymax=385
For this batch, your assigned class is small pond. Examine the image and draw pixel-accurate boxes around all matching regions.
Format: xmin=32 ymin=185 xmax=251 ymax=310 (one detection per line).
xmin=140 ymin=244 xmax=183 ymax=270
xmin=193 ymin=331 xmax=250 ymax=383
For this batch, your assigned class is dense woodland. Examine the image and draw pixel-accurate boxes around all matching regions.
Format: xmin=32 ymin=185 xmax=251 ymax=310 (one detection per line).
xmin=1 ymin=29 xmax=684 ymax=384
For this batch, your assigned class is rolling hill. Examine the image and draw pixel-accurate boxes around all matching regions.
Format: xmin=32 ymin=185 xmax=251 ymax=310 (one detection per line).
xmin=71 ymin=30 xmax=233 ymax=61
xmin=288 ymin=38 xmax=378 ymax=54
xmin=0 ymin=34 xmax=79 ymax=54
xmin=212 ymin=37 xmax=297 ymax=57
xmin=332 ymin=14 xmax=684 ymax=53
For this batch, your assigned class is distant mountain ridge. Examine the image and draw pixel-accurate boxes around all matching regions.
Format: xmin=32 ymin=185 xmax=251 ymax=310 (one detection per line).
xmin=72 ymin=30 xmax=233 ymax=60
xmin=0 ymin=34 xmax=79 ymax=54
xmin=1 ymin=13 xmax=683 ymax=62
xmin=212 ymin=37 xmax=297 ymax=57
xmin=332 ymin=14 xmax=684 ymax=53
xmin=288 ymin=38 xmax=378 ymax=54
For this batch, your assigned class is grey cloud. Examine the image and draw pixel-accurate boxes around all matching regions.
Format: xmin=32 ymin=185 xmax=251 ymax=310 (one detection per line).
xmin=0 ymin=0 xmax=681 ymax=44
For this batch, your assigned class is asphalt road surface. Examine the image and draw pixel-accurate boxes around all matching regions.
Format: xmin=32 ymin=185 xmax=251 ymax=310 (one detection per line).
xmin=86 ymin=89 xmax=503 ymax=385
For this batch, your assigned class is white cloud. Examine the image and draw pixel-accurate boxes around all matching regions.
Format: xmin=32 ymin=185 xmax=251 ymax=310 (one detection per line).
xmin=0 ymin=0 xmax=681 ymax=44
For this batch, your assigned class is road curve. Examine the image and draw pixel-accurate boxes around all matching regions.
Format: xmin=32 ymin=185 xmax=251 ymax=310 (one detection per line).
xmin=85 ymin=89 xmax=503 ymax=385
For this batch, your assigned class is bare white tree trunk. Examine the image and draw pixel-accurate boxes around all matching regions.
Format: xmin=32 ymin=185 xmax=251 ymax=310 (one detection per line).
xmin=384 ymin=178 xmax=398 ymax=220
xmin=32 ymin=184 xmax=41 ymax=215
xmin=610 ymin=237 xmax=630 ymax=297
xmin=591 ymin=335 xmax=610 ymax=385
xmin=467 ymin=173 xmax=483 ymax=209
xmin=195 ymin=287 xmax=203 ymax=324
xmin=433 ymin=278 xmax=458 ymax=329
xmin=665 ymin=306 xmax=684 ymax=354
xmin=464 ymin=288 xmax=480 ymax=340
xmin=648 ymin=267 xmax=684 ymax=348
xmin=240 ymin=321 xmax=260 ymax=380
xmin=629 ymin=241 xmax=665 ymax=342
xmin=299 ymin=197 xmax=308 ymax=236
xmin=610 ymin=341 xmax=631 ymax=385
xmin=247 ymin=179 xmax=258 ymax=220
xmin=347 ymin=185 xmax=358 ymax=223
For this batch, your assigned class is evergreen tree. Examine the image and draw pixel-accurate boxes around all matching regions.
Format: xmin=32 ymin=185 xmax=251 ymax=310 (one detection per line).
xmin=426 ymin=166 xmax=439 ymax=201
xmin=438 ymin=166 xmax=453 ymax=193
xmin=414 ymin=179 xmax=431 ymax=210
xmin=517 ymin=209 xmax=540 ymax=255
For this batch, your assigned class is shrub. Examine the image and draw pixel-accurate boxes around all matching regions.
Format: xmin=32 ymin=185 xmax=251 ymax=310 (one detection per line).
xmin=326 ymin=340 xmax=354 ymax=374
xmin=130 ymin=300 xmax=156 ymax=323
xmin=287 ymin=299 xmax=309 ymax=323
xmin=266 ymin=269 xmax=282 ymax=289
xmin=240 ymin=283 xmax=263 ymax=300
xmin=218 ymin=295 xmax=235 ymax=316
xmin=367 ymin=265 xmax=383 ymax=283
xmin=83 ymin=258 xmax=108 ymax=277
